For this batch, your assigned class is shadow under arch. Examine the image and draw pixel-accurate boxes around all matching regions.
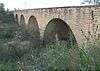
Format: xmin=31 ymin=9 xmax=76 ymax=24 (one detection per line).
xmin=15 ymin=14 xmax=18 ymax=24
xmin=20 ymin=15 xmax=25 ymax=26
xmin=27 ymin=15 xmax=40 ymax=41
xmin=43 ymin=18 xmax=77 ymax=45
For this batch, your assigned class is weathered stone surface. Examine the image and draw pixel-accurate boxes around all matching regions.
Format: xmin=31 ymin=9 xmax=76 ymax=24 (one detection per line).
xmin=14 ymin=5 xmax=100 ymax=45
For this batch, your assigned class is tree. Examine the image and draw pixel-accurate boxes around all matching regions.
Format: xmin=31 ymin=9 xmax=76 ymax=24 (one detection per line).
xmin=0 ymin=3 xmax=14 ymax=24
xmin=0 ymin=3 xmax=6 ymax=23
xmin=0 ymin=3 xmax=5 ymax=11
xmin=82 ymin=0 xmax=100 ymax=5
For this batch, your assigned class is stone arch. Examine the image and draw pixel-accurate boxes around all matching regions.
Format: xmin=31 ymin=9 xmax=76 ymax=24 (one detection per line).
xmin=20 ymin=15 xmax=25 ymax=26
xmin=43 ymin=18 xmax=77 ymax=45
xmin=27 ymin=15 xmax=40 ymax=39
xmin=15 ymin=14 xmax=18 ymax=24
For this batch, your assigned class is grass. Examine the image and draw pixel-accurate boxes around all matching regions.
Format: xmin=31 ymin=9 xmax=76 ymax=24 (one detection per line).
xmin=0 ymin=22 xmax=100 ymax=71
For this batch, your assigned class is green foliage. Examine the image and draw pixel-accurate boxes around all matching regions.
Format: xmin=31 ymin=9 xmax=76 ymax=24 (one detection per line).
xmin=40 ymin=43 xmax=80 ymax=71
xmin=0 ymin=61 xmax=19 ymax=71
xmin=15 ymin=42 xmax=96 ymax=71
xmin=0 ymin=28 xmax=14 ymax=40
xmin=0 ymin=3 xmax=14 ymax=24
xmin=82 ymin=0 xmax=100 ymax=5
xmin=0 ymin=23 xmax=99 ymax=71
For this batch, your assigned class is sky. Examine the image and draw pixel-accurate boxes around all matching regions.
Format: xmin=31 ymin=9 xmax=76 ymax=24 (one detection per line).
xmin=0 ymin=0 xmax=83 ymax=10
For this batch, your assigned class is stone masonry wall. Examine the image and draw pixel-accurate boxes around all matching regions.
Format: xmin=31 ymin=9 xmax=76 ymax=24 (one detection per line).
xmin=14 ymin=5 xmax=100 ymax=45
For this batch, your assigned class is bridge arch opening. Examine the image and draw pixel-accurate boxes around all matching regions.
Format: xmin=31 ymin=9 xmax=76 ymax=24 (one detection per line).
xmin=15 ymin=14 xmax=18 ymax=24
xmin=43 ymin=18 xmax=77 ymax=45
xmin=27 ymin=16 xmax=40 ymax=39
xmin=20 ymin=15 xmax=25 ymax=26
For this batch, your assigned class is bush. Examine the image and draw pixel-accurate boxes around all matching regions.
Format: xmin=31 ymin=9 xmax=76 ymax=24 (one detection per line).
xmin=17 ymin=42 xmax=96 ymax=71
xmin=0 ymin=61 xmax=19 ymax=71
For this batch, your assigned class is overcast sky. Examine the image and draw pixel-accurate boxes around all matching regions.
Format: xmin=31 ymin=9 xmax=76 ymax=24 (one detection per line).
xmin=0 ymin=0 xmax=83 ymax=10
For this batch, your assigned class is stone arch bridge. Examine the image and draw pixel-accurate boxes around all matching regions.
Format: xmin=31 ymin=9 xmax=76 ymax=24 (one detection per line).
xmin=14 ymin=5 xmax=100 ymax=45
